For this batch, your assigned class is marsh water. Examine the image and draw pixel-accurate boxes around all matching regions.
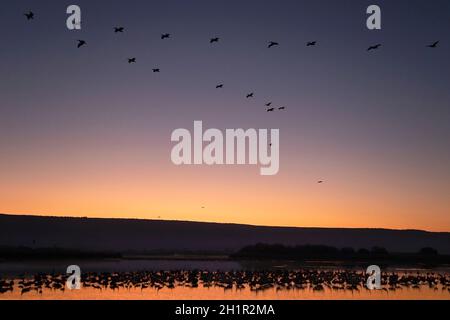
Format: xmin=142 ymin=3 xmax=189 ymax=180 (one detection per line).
xmin=1 ymin=259 xmax=449 ymax=300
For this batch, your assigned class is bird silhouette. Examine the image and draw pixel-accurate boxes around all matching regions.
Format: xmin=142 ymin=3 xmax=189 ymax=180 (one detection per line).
xmin=153 ymin=68 xmax=160 ymax=73
xmin=367 ymin=44 xmax=381 ymax=51
xmin=278 ymin=107 xmax=286 ymax=110
xmin=318 ymin=180 xmax=324 ymax=184
xmin=268 ymin=41 xmax=279 ymax=48
xmin=216 ymin=84 xmax=224 ymax=89
xmin=210 ymin=37 xmax=220 ymax=43
xmin=267 ymin=108 xmax=275 ymax=112
xmin=307 ymin=41 xmax=317 ymax=46
xmin=246 ymin=93 xmax=254 ymax=98
xmin=114 ymin=27 xmax=124 ymax=33
xmin=24 ymin=11 xmax=34 ymax=20
xmin=161 ymin=33 xmax=171 ymax=39
xmin=427 ymin=41 xmax=439 ymax=48
xmin=265 ymin=102 xmax=272 ymax=107
xmin=77 ymin=40 xmax=86 ymax=48
xmin=128 ymin=58 xmax=136 ymax=63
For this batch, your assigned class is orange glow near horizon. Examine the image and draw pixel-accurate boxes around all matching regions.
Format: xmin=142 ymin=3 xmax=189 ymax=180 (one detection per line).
xmin=1 ymin=142 xmax=449 ymax=232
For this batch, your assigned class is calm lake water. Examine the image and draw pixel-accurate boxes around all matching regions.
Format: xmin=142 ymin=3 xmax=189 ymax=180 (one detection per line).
xmin=1 ymin=259 xmax=449 ymax=300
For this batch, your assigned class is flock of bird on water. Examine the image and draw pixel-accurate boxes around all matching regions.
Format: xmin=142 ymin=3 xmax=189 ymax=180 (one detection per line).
xmin=1 ymin=270 xmax=450 ymax=296
xmin=22 ymin=10 xmax=441 ymax=115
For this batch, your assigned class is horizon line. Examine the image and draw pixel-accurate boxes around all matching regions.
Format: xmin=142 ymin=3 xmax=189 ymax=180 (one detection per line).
xmin=0 ymin=212 xmax=447 ymax=234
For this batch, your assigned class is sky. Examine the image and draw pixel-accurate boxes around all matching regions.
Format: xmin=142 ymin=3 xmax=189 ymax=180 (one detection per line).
xmin=0 ymin=0 xmax=449 ymax=231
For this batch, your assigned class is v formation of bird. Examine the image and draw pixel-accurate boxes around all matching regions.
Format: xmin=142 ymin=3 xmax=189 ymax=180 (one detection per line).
xmin=23 ymin=10 xmax=441 ymax=114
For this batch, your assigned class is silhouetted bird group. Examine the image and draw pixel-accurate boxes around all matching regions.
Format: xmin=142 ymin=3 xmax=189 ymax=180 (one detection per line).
xmin=23 ymin=9 xmax=443 ymax=118
xmin=1 ymin=269 xmax=449 ymax=297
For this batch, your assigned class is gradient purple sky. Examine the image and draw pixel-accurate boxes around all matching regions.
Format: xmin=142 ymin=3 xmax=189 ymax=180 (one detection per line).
xmin=0 ymin=0 xmax=449 ymax=231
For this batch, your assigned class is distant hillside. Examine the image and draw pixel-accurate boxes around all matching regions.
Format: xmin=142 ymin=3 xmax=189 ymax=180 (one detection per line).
xmin=1 ymin=214 xmax=449 ymax=254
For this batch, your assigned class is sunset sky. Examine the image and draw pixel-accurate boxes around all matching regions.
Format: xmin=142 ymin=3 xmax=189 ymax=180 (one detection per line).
xmin=0 ymin=0 xmax=449 ymax=231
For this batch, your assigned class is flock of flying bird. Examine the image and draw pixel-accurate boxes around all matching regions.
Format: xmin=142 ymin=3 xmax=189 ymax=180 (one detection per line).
xmin=1 ymin=269 xmax=450 ymax=296
xmin=22 ymin=9 xmax=443 ymax=188
xmin=22 ymin=10 xmax=442 ymax=115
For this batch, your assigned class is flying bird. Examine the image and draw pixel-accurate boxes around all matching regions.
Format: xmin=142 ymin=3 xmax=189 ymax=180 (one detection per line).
xmin=265 ymin=102 xmax=272 ymax=107
xmin=128 ymin=58 xmax=136 ymax=63
xmin=367 ymin=44 xmax=381 ymax=51
xmin=161 ymin=33 xmax=171 ymax=39
xmin=210 ymin=37 xmax=220 ymax=43
xmin=114 ymin=27 xmax=124 ymax=33
xmin=24 ymin=11 xmax=34 ymax=20
xmin=216 ymin=84 xmax=224 ymax=89
xmin=268 ymin=41 xmax=279 ymax=48
xmin=427 ymin=41 xmax=439 ymax=48
xmin=307 ymin=41 xmax=317 ymax=46
xmin=153 ymin=68 xmax=160 ymax=73
xmin=278 ymin=107 xmax=286 ymax=110
xmin=267 ymin=108 xmax=275 ymax=112
xmin=246 ymin=93 xmax=254 ymax=98
xmin=77 ymin=40 xmax=86 ymax=48
xmin=317 ymin=180 xmax=324 ymax=184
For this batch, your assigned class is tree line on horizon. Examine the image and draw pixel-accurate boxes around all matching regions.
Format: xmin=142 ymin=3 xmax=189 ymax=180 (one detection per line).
xmin=231 ymin=243 xmax=442 ymax=261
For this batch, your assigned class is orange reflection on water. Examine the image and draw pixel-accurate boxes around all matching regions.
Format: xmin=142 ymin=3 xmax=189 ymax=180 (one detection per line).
xmin=1 ymin=284 xmax=449 ymax=300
